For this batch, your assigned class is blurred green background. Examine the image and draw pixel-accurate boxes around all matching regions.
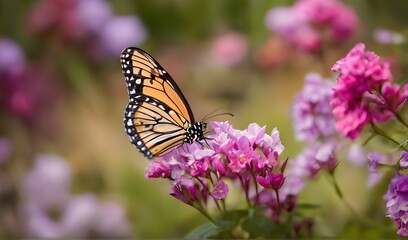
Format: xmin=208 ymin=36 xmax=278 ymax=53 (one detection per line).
xmin=1 ymin=0 xmax=408 ymax=238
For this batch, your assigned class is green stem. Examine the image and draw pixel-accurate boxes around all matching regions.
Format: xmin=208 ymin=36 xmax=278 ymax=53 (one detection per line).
xmin=327 ymin=172 xmax=364 ymax=223
xmin=370 ymin=123 xmax=408 ymax=151
xmin=249 ymin=165 xmax=259 ymax=207
xmin=194 ymin=205 xmax=216 ymax=224
xmin=274 ymin=189 xmax=281 ymax=215
xmin=393 ymin=111 xmax=408 ymax=129
xmin=238 ymin=175 xmax=251 ymax=207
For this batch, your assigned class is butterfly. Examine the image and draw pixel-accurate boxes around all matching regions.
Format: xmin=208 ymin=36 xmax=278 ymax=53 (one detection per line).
xmin=121 ymin=47 xmax=207 ymax=159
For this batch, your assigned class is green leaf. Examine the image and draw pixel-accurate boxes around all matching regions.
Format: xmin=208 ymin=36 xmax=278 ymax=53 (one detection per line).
xmin=241 ymin=208 xmax=291 ymax=238
xmin=185 ymin=222 xmax=217 ymax=239
xmin=186 ymin=210 xmax=250 ymax=239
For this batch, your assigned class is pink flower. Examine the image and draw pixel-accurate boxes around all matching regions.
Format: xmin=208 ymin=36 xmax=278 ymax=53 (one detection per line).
xmin=265 ymin=0 xmax=358 ymax=53
xmin=211 ymin=32 xmax=248 ymax=67
xmin=331 ymin=43 xmax=395 ymax=139
xmin=145 ymin=160 xmax=171 ymax=178
xmin=170 ymin=177 xmax=208 ymax=205
xmin=227 ymin=136 xmax=260 ymax=173
xmin=256 ymin=172 xmax=285 ymax=190
xmin=294 ymin=0 xmax=359 ymax=40
xmin=210 ymin=181 xmax=229 ymax=200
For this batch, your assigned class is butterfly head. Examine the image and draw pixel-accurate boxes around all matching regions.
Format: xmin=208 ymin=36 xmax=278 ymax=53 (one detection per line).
xmin=185 ymin=122 xmax=207 ymax=144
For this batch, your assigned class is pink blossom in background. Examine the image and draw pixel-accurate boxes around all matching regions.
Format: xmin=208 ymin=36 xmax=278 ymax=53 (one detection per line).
xmin=331 ymin=43 xmax=397 ymax=139
xmin=295 ymin=0 xmax=359 ymax=40
xmin=27 ymin=0 xmax=86 ymax=42
xmin=211 ymin=32 xmax=248 ymax=67
xmin=265 ymin=6 xmax=321 ymax=53
xmin=265 ymin=0 xmax=359 ymax=53
xmin=27 ymin=0 xmax=147 ymax=58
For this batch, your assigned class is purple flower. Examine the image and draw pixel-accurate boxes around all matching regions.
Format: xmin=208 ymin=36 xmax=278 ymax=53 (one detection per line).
xmin=384 ymin=174 xmax=408 ymax=236
xmin=76 ymin=0 xmax=112 ymax=33
xmin=211 ymin=32 xmax=248 ymax=67
xmin=60 ymin=194 xmax=100 ymax=238
xmin=401 ymin=152 xmax=408 ymax=170
xmin=25 ymin=203 xmax=63 ymax=238
xmin=289 ymin=141 xmax=339 ymax=178
xmin=367 ymin=151 xmax=387 ymax=173
xmin=346 ymin=143 xmax=368 ymax=167
xmin=210 ymin=181 xmax=229 ymax=200
xmin=92 ymin=201 xmax=133 ymax=237
xmin=368 ymin=171 xmax=384 ymax=188
xmin=331 ymin=43 xmax=394 ymax=139
xmin=23 ymin=155 xmax=71 ymax=210
xmin=99 ymin=16 xmax=147 ymax=57
xmin=292 ymin=73 xmax=335 ymax=141
xmin=374 ymin=28 xmax=405 ymax=45
xmin=0 ymin=38 xmax=25 ymax=76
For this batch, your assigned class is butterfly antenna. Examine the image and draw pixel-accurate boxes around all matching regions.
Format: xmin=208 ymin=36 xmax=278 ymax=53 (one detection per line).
xmin=202 ymin=112 xmax=234 ymax=122
xmin=201 ymin=108 xmax=223 ymax=122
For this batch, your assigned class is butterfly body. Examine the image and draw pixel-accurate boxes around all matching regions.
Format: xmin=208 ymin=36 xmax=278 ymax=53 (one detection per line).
xmin=121 ymin=47 xmax=206 ymax=159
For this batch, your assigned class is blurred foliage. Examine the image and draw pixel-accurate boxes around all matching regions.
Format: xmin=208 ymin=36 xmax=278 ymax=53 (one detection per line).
xmin=0 ymin=0 xmax=408 ymax=238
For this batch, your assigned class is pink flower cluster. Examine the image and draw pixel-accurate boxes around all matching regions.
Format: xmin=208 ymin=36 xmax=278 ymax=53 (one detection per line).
xmin=146 ymin=121 xmax=303 ymax=219
xmin=331 ymin=43 xmax=408 ymax=139
xmin=27 ymin=0 xmax=147 ymax=57
xmin=265 ymin=0 xmax=358 ymax=53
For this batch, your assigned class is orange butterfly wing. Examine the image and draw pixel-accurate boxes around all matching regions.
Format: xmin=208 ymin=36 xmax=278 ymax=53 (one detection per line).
xmin=121 ymin=48 xmax=196 ymax=159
